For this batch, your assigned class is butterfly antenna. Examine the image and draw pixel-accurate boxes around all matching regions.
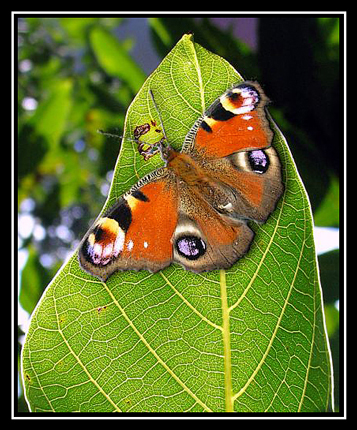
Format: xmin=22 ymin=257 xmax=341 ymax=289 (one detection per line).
xmin=98 ymin=129 xmax=153 ymax=146
xmin=98 ymin=129 xmax=123 ymax=139
xmin=149 ymin=90 xmax=168 ymax=142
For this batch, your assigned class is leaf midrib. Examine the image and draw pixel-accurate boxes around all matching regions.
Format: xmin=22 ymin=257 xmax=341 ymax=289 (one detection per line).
xmin=220 ymin=269 xmax=233 ymax=412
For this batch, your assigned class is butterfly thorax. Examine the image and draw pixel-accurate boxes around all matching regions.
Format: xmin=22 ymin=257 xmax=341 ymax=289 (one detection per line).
xmin=166 ymin=149 xmax=236 ymax=218
xmin=166 ymin=150 xmax=206 ymax=185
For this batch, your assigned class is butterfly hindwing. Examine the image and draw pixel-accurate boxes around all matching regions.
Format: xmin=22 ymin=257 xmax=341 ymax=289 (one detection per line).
xmin=171 ymin=178 xmax=255 ymax=272
xmin=193 ymin=146 xmax=283 ymax=223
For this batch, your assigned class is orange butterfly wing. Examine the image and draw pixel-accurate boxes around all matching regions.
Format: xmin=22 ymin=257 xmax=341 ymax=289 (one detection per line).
xmin=188 ymin=81 xmax=273 ymax=158
xmin=79 ymin=170 xmax=178 ymax=280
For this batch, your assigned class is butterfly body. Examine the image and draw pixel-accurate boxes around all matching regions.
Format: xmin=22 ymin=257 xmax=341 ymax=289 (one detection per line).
xmin=79 ymin=82 xmax=284 ymax=281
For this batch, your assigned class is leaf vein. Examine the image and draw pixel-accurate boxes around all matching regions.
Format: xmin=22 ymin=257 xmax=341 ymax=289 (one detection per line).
xmin=103 ymin=280 xmax=213 ymax=412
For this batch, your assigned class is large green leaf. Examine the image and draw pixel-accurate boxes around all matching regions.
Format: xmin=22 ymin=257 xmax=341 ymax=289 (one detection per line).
xmin=21 ymin=34 xmax=333 ymax=413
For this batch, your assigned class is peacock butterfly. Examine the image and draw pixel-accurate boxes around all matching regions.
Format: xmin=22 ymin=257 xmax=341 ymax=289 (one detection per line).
xmin=79 ymin=82 xmax=284 ymax=281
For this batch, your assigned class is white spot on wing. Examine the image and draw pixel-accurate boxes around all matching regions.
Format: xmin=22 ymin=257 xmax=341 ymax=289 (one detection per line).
xmin=242 ymin=114 xmax=253 ymax=120
xmin=127 ymin=239 xmax=134 ymax=251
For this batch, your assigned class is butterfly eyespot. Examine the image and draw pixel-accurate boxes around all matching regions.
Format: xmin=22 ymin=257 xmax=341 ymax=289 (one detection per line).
xmin=175 ymin=236 xmax=206 ymax=260
xmin=248 ymin=150 xmax=270 ymax=174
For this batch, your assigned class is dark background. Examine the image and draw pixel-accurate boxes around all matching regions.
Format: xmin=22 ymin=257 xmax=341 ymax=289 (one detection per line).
xmin=17 ymin=15 xmax=342 ymax=412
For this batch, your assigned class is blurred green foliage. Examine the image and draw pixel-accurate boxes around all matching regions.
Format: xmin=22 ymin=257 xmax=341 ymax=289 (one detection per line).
xmin=17 ymin=16 xmax=341 ymax=413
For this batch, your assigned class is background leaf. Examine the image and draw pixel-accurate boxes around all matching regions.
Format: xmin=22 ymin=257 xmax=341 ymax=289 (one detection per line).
xmin=89 ymin=26 xmax=146 ymax=93
xmin=21 ymin=34 xmax=333 ymax=413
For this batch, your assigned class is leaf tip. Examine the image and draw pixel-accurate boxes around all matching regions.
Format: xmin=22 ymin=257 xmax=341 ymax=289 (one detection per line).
xmin=182 ymin=32 xmax=194 ymax=43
